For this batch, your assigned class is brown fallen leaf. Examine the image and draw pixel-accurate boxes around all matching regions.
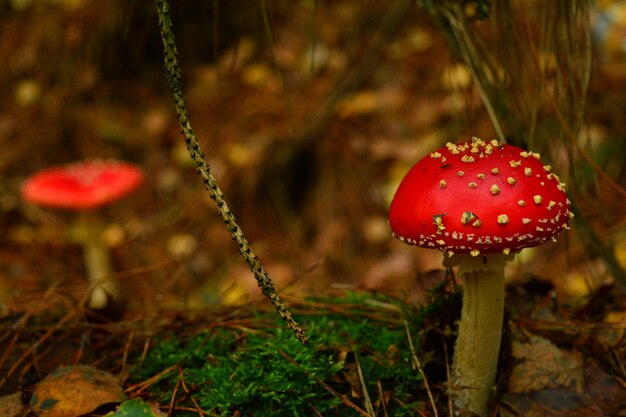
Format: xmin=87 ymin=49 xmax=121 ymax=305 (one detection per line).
xmin=500 ymin=362 xmax=626 ymax=417
xmin=29 ymin=365 xmax=126 ymax=417
xmin=508 ymin=332 xmax=584 ymax=394
xmin=500 ymin=389 xmax=598 ymax=417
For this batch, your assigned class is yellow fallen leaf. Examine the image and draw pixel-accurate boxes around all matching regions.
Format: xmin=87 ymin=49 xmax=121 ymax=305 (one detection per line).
xmin=30 ymin=365 xmax=126 ymax=417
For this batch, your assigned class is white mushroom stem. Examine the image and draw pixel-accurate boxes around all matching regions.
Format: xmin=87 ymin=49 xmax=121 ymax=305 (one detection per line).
xmin=72 ymin=212 xmax=118 ymax=310
xmin=446 ymin=253 xmax=509 ymax=417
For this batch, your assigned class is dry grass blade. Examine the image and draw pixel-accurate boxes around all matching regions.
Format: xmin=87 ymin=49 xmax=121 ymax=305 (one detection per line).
xmin=443 ymin=336 xmax=454 ymax=417
xmin=427 ymin=0 xmax=593 ymax=151
xmin=351 ymin=341 xmax=375 ymax=416
xmin=533 ymin=1 xmax=625 ymax=198
xmin=436 ymin=3 xmax=506 ymax=144
xmin=119 ymin=331 xmax=134 ymax=382
xmin=540 ymin=1 xmax=591 ymax=146
xmin=404 ymin=319 xmax=438 ymax=417
xmin=376 ymin=380 xmax=389 ymax=417
xmin=425 ymin=0 xmax=626 ymax=289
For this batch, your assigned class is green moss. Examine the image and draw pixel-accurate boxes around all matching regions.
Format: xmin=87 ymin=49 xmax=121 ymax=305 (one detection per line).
xmin=131 ymin=292 xmax=433 ymax=416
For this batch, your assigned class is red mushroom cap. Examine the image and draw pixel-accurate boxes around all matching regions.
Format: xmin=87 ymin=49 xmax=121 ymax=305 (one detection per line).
xmin=22 ymin=160 xmax=144 ymax=211
xmin=389 ymin=138 xmax=572 ymax=255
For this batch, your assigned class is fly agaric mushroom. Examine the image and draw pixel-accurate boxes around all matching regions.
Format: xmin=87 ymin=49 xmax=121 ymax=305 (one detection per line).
xmin=22 ymin=160 xmax=143 ymax=311
xmin=389 ymin=138 xmax=571 ymax=416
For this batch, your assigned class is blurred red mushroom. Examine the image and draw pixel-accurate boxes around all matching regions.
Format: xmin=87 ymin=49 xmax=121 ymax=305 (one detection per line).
xmin=389 ymin=138 xmax=572 ymax=416
xmin=22 ymin=160 xmax=144 ymax=312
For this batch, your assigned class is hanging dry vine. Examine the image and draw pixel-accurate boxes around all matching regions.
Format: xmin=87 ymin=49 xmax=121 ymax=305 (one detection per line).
xmin=155 ymin=0 xmax=307 ymax=343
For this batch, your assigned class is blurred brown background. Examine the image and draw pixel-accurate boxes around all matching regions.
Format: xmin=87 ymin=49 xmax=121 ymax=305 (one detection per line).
xmin=1 ymin=0 xmax=624 ymax=311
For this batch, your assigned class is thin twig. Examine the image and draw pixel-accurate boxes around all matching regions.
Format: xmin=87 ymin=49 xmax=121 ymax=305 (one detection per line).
xmin=154 ymin=0 xmax=306 ymax=343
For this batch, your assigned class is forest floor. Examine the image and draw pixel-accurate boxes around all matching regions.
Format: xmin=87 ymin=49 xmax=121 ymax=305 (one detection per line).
xmin=0 ymin=0 xmax=626 ymax=416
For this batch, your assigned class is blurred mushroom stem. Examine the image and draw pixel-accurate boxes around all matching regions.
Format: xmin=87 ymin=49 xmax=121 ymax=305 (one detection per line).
xmin=72 ymin=211 xmax=118 ymax=310
xmin=445 ymin=253 xmax=509 ymax=417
